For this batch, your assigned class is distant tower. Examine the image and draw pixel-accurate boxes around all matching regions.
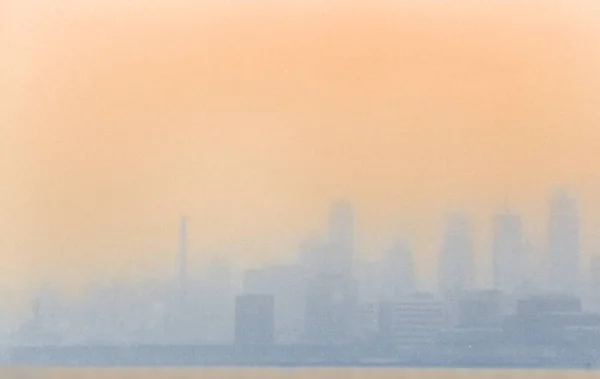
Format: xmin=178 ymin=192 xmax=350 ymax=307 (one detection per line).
xmin=179 ymin=216 xmax=188 ymax=290
xmin=547 ymin=189 xmax=580 ymax=295
xmin=492 ymin=210 xmax=525 ymax=295
xmin=328 ymin=200 xmax=355 ymax=277
xmin=302 ymin=200 xmax=359 ymax=345
xmin=438 ymin=212 xmax=475 ymax=295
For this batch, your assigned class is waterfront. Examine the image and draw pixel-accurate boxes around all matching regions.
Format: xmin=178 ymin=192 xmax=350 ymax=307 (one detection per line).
xmin=1 ymin=368 xmax=600 ymax=379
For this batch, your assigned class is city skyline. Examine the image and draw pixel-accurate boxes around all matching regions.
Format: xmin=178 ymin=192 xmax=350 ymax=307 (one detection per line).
xmin=4 ymin=0 xmax=600 ymax=371
xmin=2 ymin=0 xmax=600 ymax=295
xmin=5 ymin=189 xmax=600 ymax=361
xmin=16 ymin=188 xmax=595 ymax=297
xmin=2 ymin=187 xmax=600 ymax=297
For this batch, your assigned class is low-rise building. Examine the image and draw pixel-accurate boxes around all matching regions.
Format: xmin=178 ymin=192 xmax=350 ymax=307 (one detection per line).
xmin=379 ymin=294 xmax=448 ymax=349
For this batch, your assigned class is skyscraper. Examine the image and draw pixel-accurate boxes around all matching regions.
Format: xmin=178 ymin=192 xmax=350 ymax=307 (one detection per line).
xmin=303 ymin=200 xmax=359 ymax=344
xmin=547 ymin=190 xmax=580 ymax=295
xmin=438 ymin=212 xmax=474 ymax=295
xmin=492 ymin=210 xmax=525 ymax=295
xmin=327 ymin=200 xmax=355 ymax=277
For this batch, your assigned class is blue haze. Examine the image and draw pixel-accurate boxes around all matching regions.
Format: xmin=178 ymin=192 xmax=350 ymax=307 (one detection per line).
xmin=2 ymin=190 xmax=600 ymax=369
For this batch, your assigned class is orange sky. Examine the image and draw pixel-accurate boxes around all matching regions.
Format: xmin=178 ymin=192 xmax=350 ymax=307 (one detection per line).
xmin=2 ymin=0 xmax=600 ymax=292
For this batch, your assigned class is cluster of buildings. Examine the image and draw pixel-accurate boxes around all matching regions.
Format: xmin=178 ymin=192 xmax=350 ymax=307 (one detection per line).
xmin=12 ymin=190 xmax=600 ymax=365
xmin=232 ymin=190 xmax=600 ymax=364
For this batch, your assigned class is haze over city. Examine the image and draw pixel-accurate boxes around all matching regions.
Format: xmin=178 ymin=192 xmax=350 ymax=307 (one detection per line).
xmin=5 ymin=0 xmax=600 ymax=372
xmin=2 ymin=0 xmax=600 ymax=301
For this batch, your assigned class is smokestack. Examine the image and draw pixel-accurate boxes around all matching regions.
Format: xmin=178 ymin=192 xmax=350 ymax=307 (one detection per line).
xmin=179 ymin=215 xmax=187 ymax=289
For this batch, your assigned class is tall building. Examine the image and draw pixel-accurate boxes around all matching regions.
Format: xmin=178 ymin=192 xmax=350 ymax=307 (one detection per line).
xmin=438 ymin=212 xmax=475 ymax=295
xmin=382 ymin=239 xmax=416 ymax=300
xmin=547 ymin=190 xmax=580 ymax=295
xmin=234 ymin=294 xmax=275 ymax=345
xmin=328 ymin=200 xmax=355 ymax=277
xmin=492 ymin=211 xmax=525 ymax=295
xmin=303 ymin=200 xmax=359 ymax=345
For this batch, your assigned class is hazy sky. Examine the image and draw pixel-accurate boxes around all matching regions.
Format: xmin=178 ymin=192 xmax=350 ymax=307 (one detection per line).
xmin=2 ymin=0 xmax=600 ymax=291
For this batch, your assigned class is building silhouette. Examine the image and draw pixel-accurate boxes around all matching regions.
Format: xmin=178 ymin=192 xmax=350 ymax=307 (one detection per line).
xmin=302 ymin=200 xmax=360 ymax=345
xmin=379 ymin=294 xmax=447 ymax=350
xmin=547 ymin=190 xmax=580 ymax=295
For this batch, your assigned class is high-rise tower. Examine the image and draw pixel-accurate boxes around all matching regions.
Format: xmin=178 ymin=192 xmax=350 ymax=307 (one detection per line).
xmin=547 ymin=190 xmax=580 ymax=295
xmin=303 ymin=200 xmax=358 ymax=345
